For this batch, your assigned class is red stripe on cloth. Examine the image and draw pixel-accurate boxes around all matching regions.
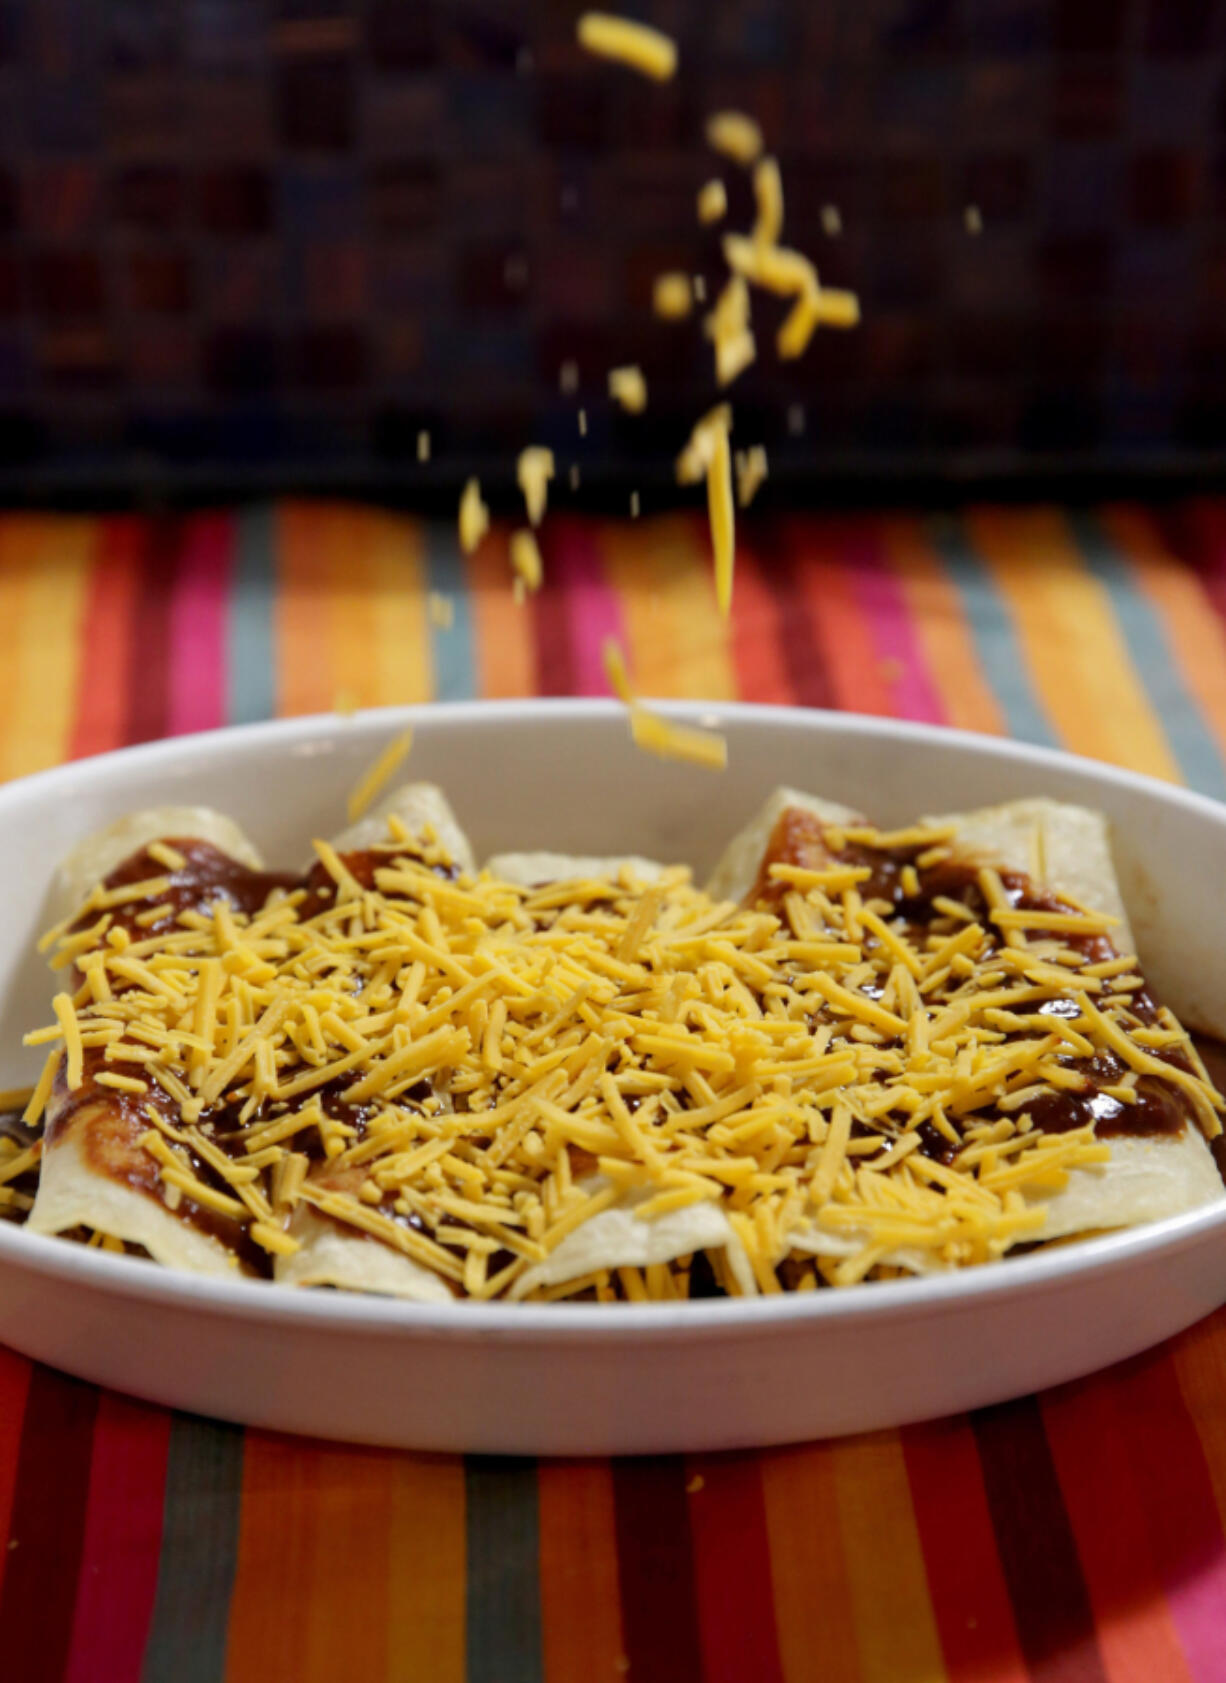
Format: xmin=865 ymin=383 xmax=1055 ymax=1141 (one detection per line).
xmin=842 ymin=519 xmax=946 ymax=723
xmin=781 ymin=516 xmax=894 ymax=715
xmin=738 ymin=522 xmax=831 ymax=707
xmin=902 ymin=1418 xmax=1028 ymax=1683
xmin=1041 ymin=1374 xmax=1193 ymax=1683
xmin=612 ymin=1457 xmax=704 ymax=1683
xmin=973 ymin=1397 xmax=1110 ymax=1683
xmin=548 ymin=517 xmax=626 ymax=696
xmin=63 ymin=1394 xmax=172 ymax=1683
xmin=69 ymin=517 xmax=142 ymax=760
xmin=0 ymin=1367 xmax=100 ymax=1683
xmin=1109 ymin=1350 xmax=1226 ymax=1680
xmin=1173 ymin=501 xmax=1226 ymax=633
xmin=688 ymin=1454 xmax=786 ymax=1683
xmin=0 ymin=1347 xmax=32 ymax=1600
xmin=125 ymin=516 xmax=181 ymax=745
xmin=531 ymin=535 xmax=578 ymax=697
xmin=168 ymin=512 xmax=234 ymax=735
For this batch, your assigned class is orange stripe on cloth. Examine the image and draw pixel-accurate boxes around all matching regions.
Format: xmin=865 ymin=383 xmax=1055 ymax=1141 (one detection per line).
xmin=601 ymin=513 xmax=736 ymax=699
xmin=902 ymin=1418 xmax=1028 ymax=1683
xmin=967 ymin=506 xmax=1179 ymax=778
xmin=276 ymin=502 xmax=342 ymax=717
xmin=367 ymin=510 xmax=433 ymax=706
xmin=1172 ymin=1311 xmax=1226 ymax=1542
xmin=1102 ymin=504 xmax=1226 ymax=761
xmin=879 ymin=516 xmax=1005 ymax=735
xmin=727 ymin=535 xmax=795 ymax=704
xmin=386 ymin=1454 xmax=467 ymax=1683
xmin=69 ymin=517 xmax=142 ymax=759
xmin=538 ymin=1460 xmax=623 ymax=1683
xmin=1042 ymin=1377 xmax=1194 ymax=1683
xmin=781 ymin=517 xmax=894 ymax=715
xmin=833 ymin=1432 xmax=947 ymax=1683
xmin=760 ymin=1442 xmax=863 ymax=1683
xmin=0 ymin=519 xmax=34 ymax=768
xmin=465 ymin=529 xmax=536 ymax=699
xmin=3 ymin=515 xmax=93 ymax=780
xmin=225 ymin=1434 xmax=394 ymax=1683
xmin=328 ymin=505 xmax=384 ymax=713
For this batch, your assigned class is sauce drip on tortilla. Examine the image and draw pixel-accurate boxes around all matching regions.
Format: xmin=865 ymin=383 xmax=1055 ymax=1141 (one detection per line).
xmin=755 ymin=806 xmax=1198 ymax=1157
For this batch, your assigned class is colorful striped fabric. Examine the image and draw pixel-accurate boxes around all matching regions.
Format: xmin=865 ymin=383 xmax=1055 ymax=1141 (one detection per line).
xmin=3 ymin=501 xmax=1226 ymax=1683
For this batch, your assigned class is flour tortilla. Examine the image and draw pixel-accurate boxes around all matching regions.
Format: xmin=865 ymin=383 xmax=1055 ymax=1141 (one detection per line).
xmin=487 ymin=851 xmax=666 ymax=887
xmin=510 ymin=1179 xmax=757 ymax=1300
xmin=26 ymin=1096 xmax=244 ymax=1272
xmin=49 ymin=806 xmax=263 ymax=926
xmin=330 ymin=782 xmax=476 ymax=875
xmin=31 ymin=809 xmax=270 ymax=1264
xmin=704 ymin=787 xmax=862 ymax=903
xmin=275 ymin=1204 xmax=455 ymax=1302
xmin=280 ymin=791 xmax=476 ymax=1298
xmin=714 ymin=786 xmax=1223 ymax=1272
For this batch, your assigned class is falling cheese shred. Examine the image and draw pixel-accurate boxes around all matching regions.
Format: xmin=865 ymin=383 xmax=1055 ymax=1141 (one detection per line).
xmin=577 ymin=13 xmax=678 ymax=81
xmin=602 ymin=639 xmax=728 ymax=771
xmin=706 ymin=111 xmax=764 ymax=166
xmin=346 ymin=730 xmax=414 ymax=824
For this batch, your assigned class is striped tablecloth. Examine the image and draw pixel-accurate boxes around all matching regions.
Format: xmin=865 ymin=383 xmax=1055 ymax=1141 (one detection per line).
xmin=5 ymin=501 xmax=1226 ymax=1683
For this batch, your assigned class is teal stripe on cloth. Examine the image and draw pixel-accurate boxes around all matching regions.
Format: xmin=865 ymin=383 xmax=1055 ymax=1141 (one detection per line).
xmin=140 ymin=1417 xmax=244 ymax=1683
xmin=927 ymin=513 xmax=1057 ymax=748
xmin=1067 ymin=510 xmax=1226 ymax=801
xmin=228 ymin=506 xmax=277 ymax=724
xmin=424 ymin=520 xmax=476 ymax=702
xmin=465 ymin=1458 xmax=543 ymax=1683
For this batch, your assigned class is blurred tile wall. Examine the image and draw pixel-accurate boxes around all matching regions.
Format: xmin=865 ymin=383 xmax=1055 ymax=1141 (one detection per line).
xmin=1 ymin=0 xmax=1224 ymax=495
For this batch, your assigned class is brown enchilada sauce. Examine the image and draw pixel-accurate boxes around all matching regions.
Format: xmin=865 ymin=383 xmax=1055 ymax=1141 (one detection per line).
xmin=753 ymin=806 xmax=1210 ymax=1163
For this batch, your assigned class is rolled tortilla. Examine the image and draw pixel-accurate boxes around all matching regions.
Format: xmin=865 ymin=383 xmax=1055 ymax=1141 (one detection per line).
xmin=275 ymin=1203 xmax=454 ymax=1303
xmin=718 ymin=785 xmax=1224 ymax=1271
xmin=30 ymin=808 xmax=269 ymax=1268
xmin=510 ymin=1178 xmax=757 ymax=1300
xmin=331 ymin=782 xmax=475 ymax=875
xmin=487 ymin=850 xmax=666 ymax=887
xmin=26 ymin=1090 xmax=243 ymax=1274
xmin=276 ymin=787 xmax=475 ymax=1297
xmin=49 ymin=806 xmax=263 ymax=926
xmin=704 ymin=787 xmax=862 ymax=903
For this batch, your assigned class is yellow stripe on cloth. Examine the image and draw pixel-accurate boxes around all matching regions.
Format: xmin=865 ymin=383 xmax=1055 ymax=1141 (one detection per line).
xmin=834 ymin=1432 xmax=948 ymax=1683
xmin=367 ymin=511 xmax=433 ymax=705
xmin=4 ymin=516 xmax=92 ymax=780
xmin=969 ymin=505 xmax=1180 ymax=778
xmin=601 ymin=513 xmax=736 ymax=699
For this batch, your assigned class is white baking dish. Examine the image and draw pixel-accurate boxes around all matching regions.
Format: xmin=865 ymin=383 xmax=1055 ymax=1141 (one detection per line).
xmin=0 ymin=699 xmax=1222 ymax=1454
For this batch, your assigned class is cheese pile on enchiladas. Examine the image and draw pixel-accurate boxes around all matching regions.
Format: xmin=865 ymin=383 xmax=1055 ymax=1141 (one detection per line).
xmin=5 ymin=783 xmax=1221 ymax=1302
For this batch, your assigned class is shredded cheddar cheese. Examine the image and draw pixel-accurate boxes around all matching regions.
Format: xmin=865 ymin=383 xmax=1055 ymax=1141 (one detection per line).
xmin=458 ymin=478 xmax=489 ymax=555
xmin=601 ymin=639 xmax=728 ymax=770
xmin=577 ymin=13 xmax=678 ymax=81
xmin=697 ymin=179 xmax=727 ymax=224
xmin=653 ymin=272 xmax=693 ymax=320
xmin=608 ymin=365 xmax=648 ymax=414
xmin=517 ymin=446 xmax=555 ymax=528
xmin=705 ymin=111 xmax=764 ymax=166
xmin=735 ymin=445 xmax=768 ymax=508
xmin=706 ymin=416 xmax=736 ymax=615
xmin=346 ymin=730 xmax=414 ymax=824
xmin=510 ymin=529 xmax=544 ymax=594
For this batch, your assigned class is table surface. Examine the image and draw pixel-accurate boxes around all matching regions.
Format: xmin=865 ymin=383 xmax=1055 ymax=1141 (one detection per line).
xmin=3 ymin=501 xmax=1226 ymax=1683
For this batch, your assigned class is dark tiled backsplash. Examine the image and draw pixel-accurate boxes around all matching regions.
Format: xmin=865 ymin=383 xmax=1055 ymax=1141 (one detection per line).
xmin=1 ymin=0 xmax=1225 ymax=494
